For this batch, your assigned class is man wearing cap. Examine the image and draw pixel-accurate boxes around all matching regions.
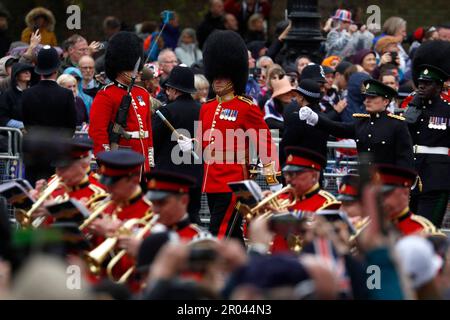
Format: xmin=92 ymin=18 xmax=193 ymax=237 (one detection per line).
xmin=271 ymin=146 xmax=340 ymax=253
xmin=152 ymin=66 xmax=203 ymax=224
xmin=21 ymin=45 xmax=77 ymax=183
xmin=144 ymin=170 xmax=203 ymax=240
xmin=404 ymin=62 xmax=450 ymax=227
xmin=88 ymin=150 xmax=152 ymax=237
xmin=281 ymin=79 xmax=330 ymax=165
xmin=337 ymin=174 xmax=363 ymax=219
xmin=376 ymin=164 xmax=442 ymax=236
xmin=30 ymin=137 xmax=106 ymax=225
xmin=300 ymin=79 xmax=414 ymax=168
xmin=183 ymin=30 xmax=279 ymax=240
xmin=89 ymin=32 xmax=154 ymax=173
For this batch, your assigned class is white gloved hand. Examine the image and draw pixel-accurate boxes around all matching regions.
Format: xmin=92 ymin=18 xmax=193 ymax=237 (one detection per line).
xmin=299 ymin=106 xmax=319 ymax=126
xmin=177 ymin=135 xmax=193 ymax=152
xmin=269 ymin=184 xmax=283 ymax=192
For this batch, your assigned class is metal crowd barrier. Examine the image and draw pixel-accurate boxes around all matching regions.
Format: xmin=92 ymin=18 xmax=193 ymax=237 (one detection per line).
xmin=0 ymin=127 xmax=24 ymax=182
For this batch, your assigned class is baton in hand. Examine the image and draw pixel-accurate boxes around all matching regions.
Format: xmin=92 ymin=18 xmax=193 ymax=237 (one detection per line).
xmin=155 ymin=110 xmax=200 ymax=161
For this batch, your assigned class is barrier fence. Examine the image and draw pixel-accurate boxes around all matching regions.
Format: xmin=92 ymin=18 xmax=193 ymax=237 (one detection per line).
xmin=1 ymin=128 xmax=449 ymax=230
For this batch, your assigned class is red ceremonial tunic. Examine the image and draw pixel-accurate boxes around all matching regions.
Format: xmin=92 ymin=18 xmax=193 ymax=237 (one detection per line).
xmin=88 ymin=82 xmax=154 ymax=172
xmin=271 ymin=184 xmax=341 ymax=254
xmin=199 ymin=95 xmax=278 ymax=193
xmin=391 ymin=208 xmax=440 ymax=236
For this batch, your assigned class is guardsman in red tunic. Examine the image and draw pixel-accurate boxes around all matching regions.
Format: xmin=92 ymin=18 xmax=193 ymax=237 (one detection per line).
xmin=86 ymin=150 xmax=152 ymax=287
xmin=144 ymin=170 xmax=204 ymax=241
xmin=189 ymin=30 xmax=279 ymax=240
xmin=375 ymin=164 xmax=444 ymax=237
xmin=271 ymin=147 xmax=340 ymax=253
xmin=89 ymin=31 xmax=154 ymax=172
xmin=31 ymin=137 xmax=106 ymax=226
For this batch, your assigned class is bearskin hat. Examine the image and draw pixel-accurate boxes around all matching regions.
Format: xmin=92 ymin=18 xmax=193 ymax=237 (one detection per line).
xmin=105 ymin=31 xmax=143 ymax=81
xmin=202 ymin=30 xmax=248 ymax=95
xmin=412 ymin=40 xmax=450 ymax=86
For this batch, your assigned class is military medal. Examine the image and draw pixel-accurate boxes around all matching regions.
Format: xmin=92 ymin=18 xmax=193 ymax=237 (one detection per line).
xmin=137 ymin=96 xmax=146 ymax=106
xmin=219 ymin=109 xmax=225 ymax=120
xmin=428 ymin=117 xmax=435 ymax=129
xmin=230 ymin=110 xmax=236 ymax=121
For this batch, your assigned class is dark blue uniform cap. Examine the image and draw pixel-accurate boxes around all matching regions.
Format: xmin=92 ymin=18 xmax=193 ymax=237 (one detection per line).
xmin=145 ymin=170 xmax=196 ymax=201
xmin=96 ymin=150 xmax=144 ymax=186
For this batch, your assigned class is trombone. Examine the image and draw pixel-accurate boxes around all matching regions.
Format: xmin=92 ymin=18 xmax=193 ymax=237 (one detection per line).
xmin=15 ymin=176 xmax=64 ymax=228
xmin=106 ymin=214 xmax=159 ymax=284
xmin=236 ymin=185 xmax=297 ymax=221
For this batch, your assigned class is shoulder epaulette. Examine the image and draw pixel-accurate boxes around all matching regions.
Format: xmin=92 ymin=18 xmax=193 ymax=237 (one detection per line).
xmin=142 ymin=197 xmax=153 ymax=207
xmin=387 ymin=113 xmax=405 ymax=121
xmin=237 ymin=95 xmax=255 ymax=106
xmin=410 ymin=214 xmax=438 ymax=234
xmin=133 ymin=84 xmax=147 ymax=92
xmin=352 ymin=113 xmax=370 ymax=118
xmin=318 ymin=190 xmax=341 ymax=210
xmin=102 ymin=83 xmax=114 ymax=91
xmin=205 ymin=97 xmax=216 ymax=103
xmin=88 ymin=184 xmax=106 ymax=194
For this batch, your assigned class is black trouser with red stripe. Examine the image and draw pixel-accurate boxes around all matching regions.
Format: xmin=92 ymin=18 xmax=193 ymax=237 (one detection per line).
xmin=207 ymin=192 xmax=243 ymax=241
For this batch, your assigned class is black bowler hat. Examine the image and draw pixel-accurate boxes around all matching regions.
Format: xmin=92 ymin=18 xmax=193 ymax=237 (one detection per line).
xmin=282 ymin=147 xmax=327 ymax=173
xmin=35 ymin=45 xmax=60 ymax=75
xmin=337 ymin=174 xmax=360 ymax=202
xmin=145 ymin=170 xmax=196 ymax=201
xmin=300 ymin=64 xmax=326 ymax=83
xmin=164 ymin=65 xmax=196 ymax=94
xmin=362 ymin=79 xmax=397 ymax=99
xmin=293 ymin=79 xmax=321 ymax=100
xmin=96 ymin=150 xmax=144 ymax=186
xmin=51 ymin=136 xmax=93 ymax=168
xmin=417 ymin=64 xmax=449 ymax=84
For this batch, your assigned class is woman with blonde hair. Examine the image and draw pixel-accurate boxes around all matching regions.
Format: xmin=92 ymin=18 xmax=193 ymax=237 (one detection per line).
xmin=192 ymin=74 xmax=209 ymax=103
xmin=56 ymin=74 xmax=88 ymax=126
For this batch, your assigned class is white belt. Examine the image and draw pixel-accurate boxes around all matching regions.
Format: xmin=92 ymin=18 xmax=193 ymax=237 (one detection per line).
xmin=126 ymin=130 xmax=149 ymax=139
xmin=414 ymin=145 xmax=450 ymax=156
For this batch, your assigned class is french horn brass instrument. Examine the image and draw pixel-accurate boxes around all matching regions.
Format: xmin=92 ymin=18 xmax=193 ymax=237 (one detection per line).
xmin=237 ymin=185 xmax=297 ymax=221
xmin=84 ymin=215 xmax=153 ymax=276
xmin=106 ymin=214 xmax=159 ymax=284
xmin=15 ymin=176 xmax=64 ymax=228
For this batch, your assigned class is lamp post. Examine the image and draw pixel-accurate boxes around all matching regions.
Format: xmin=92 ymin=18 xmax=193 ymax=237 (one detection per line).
xmin=284 ymin=0 xmax=325 ymax=66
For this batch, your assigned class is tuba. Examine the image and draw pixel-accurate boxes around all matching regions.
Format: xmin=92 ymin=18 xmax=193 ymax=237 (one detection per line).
xmin=15 ymin=176 xmax=65 ymax=228
xmin=106 ymin=213 xmax=159 ymax=284
xmin=236 ymin=185 xmax=297 ymax=221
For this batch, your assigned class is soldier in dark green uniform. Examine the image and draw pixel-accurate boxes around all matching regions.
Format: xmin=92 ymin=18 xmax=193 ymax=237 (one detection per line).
xmin=298 ymin=79 xmax=414 ymax=169
xmin=404 ymin=64 xmax=450 ymax=227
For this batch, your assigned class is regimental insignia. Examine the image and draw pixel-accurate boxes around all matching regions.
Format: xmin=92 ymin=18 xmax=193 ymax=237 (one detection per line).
xmin=423 ymin=69 xmax=429 ymax=75
xmin=366 ymin=84 xmax=370 ymax=90
xmin=287 ymin=154 xmax=293 ymax=162
xmin=149 ymin=179 xmax=156 ymax=188
xmin=352 ymin=113 xmax=370 ymax=118
xmin=428 ymin=116 xmax=448 ymax=130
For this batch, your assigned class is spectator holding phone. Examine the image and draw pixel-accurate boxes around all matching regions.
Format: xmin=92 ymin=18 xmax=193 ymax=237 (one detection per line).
xmin=21 ymin=7 xmax=57 ymax=47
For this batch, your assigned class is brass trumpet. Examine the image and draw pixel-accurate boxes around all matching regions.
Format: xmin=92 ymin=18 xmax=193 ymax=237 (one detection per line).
xmin=15 ymin=176 xmax=64 ymax=228
xmin=106 ymin=214 xmax=159 ymax=284
xmin=79 ymin=196 xmax=113 ymax=231
xmin=84 ymin=217 xmax=143 ymax=275
xmin=237 ymin=185 xmax=297 ymax=221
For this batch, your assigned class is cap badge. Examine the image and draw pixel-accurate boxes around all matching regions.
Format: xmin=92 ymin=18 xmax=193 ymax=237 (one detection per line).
xmin=366 ymin=84 xmax=370 ymax=90
xmin=149 ymin=179 xmax=156 ymax=188
xmin=423 ymin=69 xmax=429 ymax=75
xmin=287 ymin=154 xmax=293 ymax=162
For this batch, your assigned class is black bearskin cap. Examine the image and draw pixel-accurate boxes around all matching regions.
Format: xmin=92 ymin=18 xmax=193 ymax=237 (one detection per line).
xmin=105 ymin=31 xmax=143 ymax=81
xmin=412 ymin=40 xmax=450 ymax=86
xmin=202 ymin=30 xmax=248 ymax=95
